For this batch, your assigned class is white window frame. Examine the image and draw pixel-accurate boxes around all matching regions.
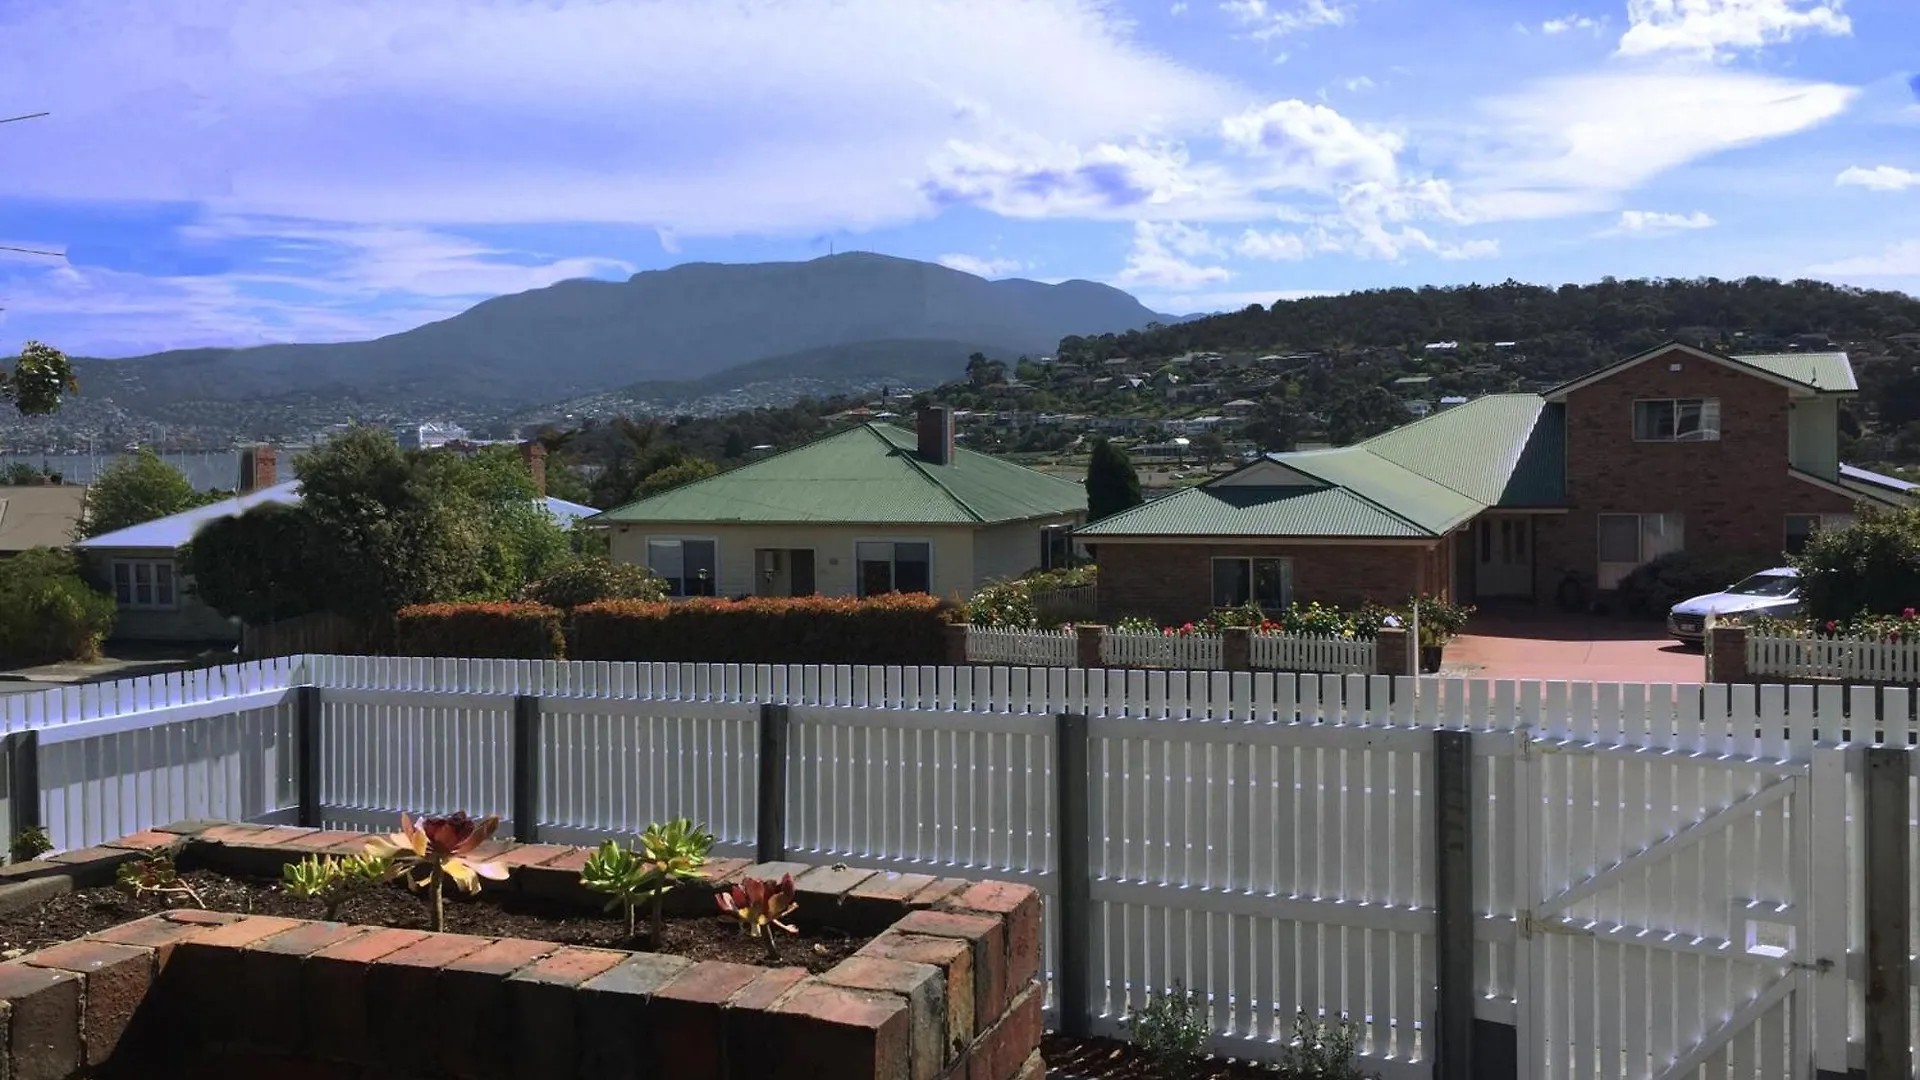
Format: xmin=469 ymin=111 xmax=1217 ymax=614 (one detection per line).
xmin=111 ymin=558 xmax=179 ymax=610
xmin=1632 ymin=398 xmax=1721 ymax=442
xmin=1210 ymin=556 xmax=1294 ymax=612
xmin=643 ymin=535 xmax=721 ymax=598
xmin=1785 ymin=513 xmax=1856 ymax=555
xmin=853 ymin=537 xmax=934 ymax=598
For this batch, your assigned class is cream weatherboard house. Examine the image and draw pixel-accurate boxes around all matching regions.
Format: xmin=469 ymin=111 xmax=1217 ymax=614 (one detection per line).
xmin=591 ymin=408 xmax=1087 ymax=600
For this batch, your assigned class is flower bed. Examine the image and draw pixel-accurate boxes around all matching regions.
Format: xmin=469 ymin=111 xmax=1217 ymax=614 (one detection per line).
xmin=0 ymin=823 xmax=1044 ymax=1080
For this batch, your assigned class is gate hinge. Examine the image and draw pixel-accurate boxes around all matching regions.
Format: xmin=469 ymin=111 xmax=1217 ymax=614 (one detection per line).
xmin=1792 ymin=956 xmax=1835 ymax=974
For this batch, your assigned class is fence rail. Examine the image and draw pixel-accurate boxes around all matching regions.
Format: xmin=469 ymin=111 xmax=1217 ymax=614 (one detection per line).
xmin=4 ymin=655 xmax=1920 ymax=1080
xmin=965 ymin=626 xmax=1077 ymax=667
xmin=1248 ymin=630 xmax=1376 ymax=674
xmin=1749 ymin=631 xmax=1920 ymax=683
xmin=1100 ymin=630 xmax=1224 ymax=670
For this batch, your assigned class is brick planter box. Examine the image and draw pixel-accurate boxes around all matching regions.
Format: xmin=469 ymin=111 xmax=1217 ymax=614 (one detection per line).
xmin=0 ymin=825 xmax=1045 ymax=1080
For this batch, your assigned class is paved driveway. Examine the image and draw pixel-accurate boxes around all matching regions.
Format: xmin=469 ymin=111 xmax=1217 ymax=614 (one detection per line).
xmin=1441 ymin=605 xmax=1706 ymax=683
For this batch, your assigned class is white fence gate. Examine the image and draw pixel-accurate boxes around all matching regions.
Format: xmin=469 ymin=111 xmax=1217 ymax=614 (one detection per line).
xmin=1748 ymin=630 xmax=1920 ymax=683
xmin=6 ymin=656 xmax=1920 ymax=1079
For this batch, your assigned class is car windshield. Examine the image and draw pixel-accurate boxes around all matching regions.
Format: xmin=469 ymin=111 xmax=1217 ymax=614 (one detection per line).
xmin=1726 ymin=574 xmax=1797 ymax=598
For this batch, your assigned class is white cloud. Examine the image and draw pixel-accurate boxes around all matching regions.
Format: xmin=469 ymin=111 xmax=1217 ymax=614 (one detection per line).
xmin=1809 ymin=241 xmax=1920 ymax=277
xmin=1616 ymin=0 xmax=1851 ymax=62
xmin=1221 ymin=100 xmax=1403 ymax=189
xmin=1236 ymin=229 xmax=1313 ymax=260
xmin=1836 ymin=165 xmax=1920 ymax=192
xmin=0 ymin=0 xmax=1239 ymax=236
xmin=1170 ymin=1 xmax=1189 ymax=12
xmin=1113 ymin=221 xmax=1232 ymax=289
xmin=1542 ymin=14 xmax=1603 ymax=34
xmin=1599 ymin=209 xmax=1719 ymax=236
xmin=1220 ymin=0 xmax=1354 ymax=40
xmin=1343 ymin=76 xmax=1376 ymax=92
xmin=1459 ymin=71 xmax=1856 ymax=221
xmin=937 ymin=253 xmax=1025 ymax=277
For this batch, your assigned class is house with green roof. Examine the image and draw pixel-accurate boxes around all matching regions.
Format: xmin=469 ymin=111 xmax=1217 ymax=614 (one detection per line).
xmin=1080 ymin=342 xmax=1910 ymax=626
xmin=590 ymin=408 xmax=1086 ymax=600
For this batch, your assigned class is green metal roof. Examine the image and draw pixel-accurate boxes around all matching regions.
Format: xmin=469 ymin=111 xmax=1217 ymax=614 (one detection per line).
xmin=1728 ymin=352 xmax=1857 ymax=393
xmin=1075 ymin=484 xmax=1428 ymax=538
xmin=1078 ymin=394 xmax=1566 ymax=541
xmin=1360 ymin=394 xmax=1566 ymax=507
xmin=591 ymin=423 xmax=1087 ymax=526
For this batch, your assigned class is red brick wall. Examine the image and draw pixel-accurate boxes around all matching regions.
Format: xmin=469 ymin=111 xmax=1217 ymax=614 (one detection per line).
xmin=1544 ymin=349 xmax=1858 ymax=599
xmin=1093 ymin=541 xmax=1442 ymax=625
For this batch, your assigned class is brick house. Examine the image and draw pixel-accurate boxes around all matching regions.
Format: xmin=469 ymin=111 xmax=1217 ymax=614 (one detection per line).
xmin=1080 ymin=342 xmax=1913 ymax=626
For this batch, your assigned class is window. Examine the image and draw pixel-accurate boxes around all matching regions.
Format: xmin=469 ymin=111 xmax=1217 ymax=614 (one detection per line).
xmin=1040 ymin=526 xmax=1074 ymax=572
xmin=1597 ymin=513 xmax=1685 ymax=564
xmin=1212 ymin=557 xmax=1292 ymax=611
xmin=645 ymin=538 xmax=718 ymax=597
xmin=856 ymin=541 xmax=932 ymax=597
xmin=1633 ymin=398 xmax=1720 ymax=442
xmin=1785 ymin=513 xmax=1856 ymax=555
xmin=111 ymin=560 xmax=177 ymax=610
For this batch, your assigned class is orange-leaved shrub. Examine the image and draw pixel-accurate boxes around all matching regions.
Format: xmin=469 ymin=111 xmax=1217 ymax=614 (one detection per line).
xmin=393 ymin=601 xmax=566 ymax=659
xmin=570 ymin=593 xmax=948 ymax=665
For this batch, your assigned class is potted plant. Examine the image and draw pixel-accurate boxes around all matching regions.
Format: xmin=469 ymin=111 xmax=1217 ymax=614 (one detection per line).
xmin=1408 ymin=596 xmax=1473 ymax=673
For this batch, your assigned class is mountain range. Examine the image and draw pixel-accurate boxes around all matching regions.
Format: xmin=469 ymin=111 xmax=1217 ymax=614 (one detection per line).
xmin=64 ymin=253 xmax=1175 ymax=414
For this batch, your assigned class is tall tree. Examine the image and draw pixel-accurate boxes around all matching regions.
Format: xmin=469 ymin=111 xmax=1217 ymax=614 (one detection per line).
xmin=1084 ymin=437 xmax=1143 ymax=523
xmin=80 ymin=449 xmax=209 ymax=539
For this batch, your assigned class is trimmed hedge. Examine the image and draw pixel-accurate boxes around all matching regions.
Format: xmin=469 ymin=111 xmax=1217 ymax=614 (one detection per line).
xmin=571 ymin=593 xmax=950 ymax=665
xmin=520 ymin=556 xmax=668 ymax=609
xmin=393 ymin=601 xmax=566 ymax=659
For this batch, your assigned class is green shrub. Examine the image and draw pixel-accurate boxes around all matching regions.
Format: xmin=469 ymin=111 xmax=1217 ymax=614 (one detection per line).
xmin=0 ymin=547 xmax=116 ymax=664
xmin=966 ymin=565 xmax=1096 ymax=628
xmin=571 ymin=593 xmax=948 ymax=665
xmin=1615 ymin=551 xmax=1774 ymax=619
xmin=520 ymin=557 xmax=668 ymax=609
xmin=1276 ymin=1011 xmax=1374 ymax=1079
xmin=1126 ymin=982 xmax=1209 ymax=1080
xmin=393 ymin=601 xmax=566 ymax=659
xmin=1792 ymin=506 xmax=1920 ymax=623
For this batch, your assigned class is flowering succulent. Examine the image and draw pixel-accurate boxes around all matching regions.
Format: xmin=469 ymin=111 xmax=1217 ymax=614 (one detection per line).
xmin=716 ymin=874 xmax=800 ymax=960
xmin=365 ymin=812 xmax=509 ymax=932
xmin=115 ymin=852 xmax=204 ymax=909
xmin=281 ymin=851 xmax=393 ymax=921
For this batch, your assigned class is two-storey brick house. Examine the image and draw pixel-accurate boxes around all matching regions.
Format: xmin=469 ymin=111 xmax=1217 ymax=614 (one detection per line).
xmin=1080 ymin=343 xmax=1913 ymax=626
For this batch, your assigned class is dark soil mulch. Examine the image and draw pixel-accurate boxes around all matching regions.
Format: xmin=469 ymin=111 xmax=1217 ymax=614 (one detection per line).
xmin=0 ymin=870 xmax=867 ymax=973
xmin=1041 ymin=1034 xmax=1286 ymax=1079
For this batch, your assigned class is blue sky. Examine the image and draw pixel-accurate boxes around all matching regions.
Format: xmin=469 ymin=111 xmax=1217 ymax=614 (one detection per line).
xmin=0 ymin=0 xmax=1916 ymax=357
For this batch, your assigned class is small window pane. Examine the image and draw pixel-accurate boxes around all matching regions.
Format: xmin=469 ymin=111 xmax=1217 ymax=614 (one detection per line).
xmin=1598 ymin=515 xmax=1641 ymax=563
xmin=1212 ymin=558 xmax=1251 ymax=608
xmin=684 ymin=540 xmax=717 ymax=596
xmin=647 ymin=541 xmax=685 ymax=585
xmin=113 ymin=563 xmax=131 ymax=604
xmin=1633 ymin=401 xmax=1675 ymax=441
xmin=1252 ymin=559 xmax=1291 ymax=610
xmin=858 ymin=558 xmax=893 ymax=598
xmin=155 ymin=563 xmax=175 ymax=606
xmin=1643 ymin=514 xmax=1684 ymax=560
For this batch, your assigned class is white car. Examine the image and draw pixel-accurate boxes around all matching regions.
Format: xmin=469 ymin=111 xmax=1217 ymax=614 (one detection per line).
xmin=1666 ymin=568 xmax=1802 ymax=645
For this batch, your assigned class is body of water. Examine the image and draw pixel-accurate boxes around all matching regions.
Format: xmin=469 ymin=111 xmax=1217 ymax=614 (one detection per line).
xmin=0 ymin=451 xmax=302 ymax=491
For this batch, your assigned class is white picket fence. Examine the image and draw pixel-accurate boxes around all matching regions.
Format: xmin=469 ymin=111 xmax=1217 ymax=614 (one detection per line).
xmin=1749 ymin=631 xmax=1920 ymax=683
xmin=1101 ymin=630 xmax=1225 ymax=670
xmin=966 ymin=626 xmax=1077 ymax=667
xmin=3 ymin=654 xmax=1919 ymax=1079
xmin=1249 ymin=631 xmax=1377 ymax=674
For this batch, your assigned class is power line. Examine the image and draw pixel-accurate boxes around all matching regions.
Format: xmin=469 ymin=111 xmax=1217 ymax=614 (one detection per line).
xmin=0 ymin=245 xmax=63 ymax=258
xmin=0 ymin=112 xmax=49 ymax=126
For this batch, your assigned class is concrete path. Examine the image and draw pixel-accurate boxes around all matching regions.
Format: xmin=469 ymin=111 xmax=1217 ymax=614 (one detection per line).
xmin=1441 ymin=606 xmax=1705 ymax=683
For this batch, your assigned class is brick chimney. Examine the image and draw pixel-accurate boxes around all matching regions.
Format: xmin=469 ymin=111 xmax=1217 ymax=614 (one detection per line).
xmin=239 ymin=444 xmax=277 ymax=493
xmin=521 ymin=441 xmax=548 ymax=497
xmin=916 ymin=406 xmax=954 ymax=466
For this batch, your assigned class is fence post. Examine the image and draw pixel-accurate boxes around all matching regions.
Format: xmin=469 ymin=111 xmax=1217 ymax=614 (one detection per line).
xmin=757 ymin=704 xmax=790 ymax=864
xmin=1074 ymin=625 xmax=1105 ymax=669
xmin=1863 ymin=745 xmax=1911 ymax=1080
xmin=1433 ymin=728 xmax=1482 ymax=1080
xmin=1376 ymin=626 xmax=1411 ymax=678
xmin=1705 ymin=624 xmax=1749 ymax=683
xmin=1221 ymin=627 xmax=1251 ymax=672
xmin=1054 ymin=712 xmax=1092 ymax=1036
xmin=296 ymin=686 xmax=322 ymax=828
xmin=946 ymin=623 xmax=970 ymax=666
xmin=4 ymin=730 xmax=40 ymax=855
xmin=511 ymin=695 xmax=541 ymax=843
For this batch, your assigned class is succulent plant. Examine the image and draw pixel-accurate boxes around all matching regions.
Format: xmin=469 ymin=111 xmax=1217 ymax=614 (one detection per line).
xmin=716 ymin=874 xmax=799 ymax=960
xmin=365 ymin=812 xmax=509 ymax=932
xmin=580 ymin=818 xmax=714 ymax=941
xmin=281 ymin=851 xmax=392 ymax=920
xmin=114 ymin=851 xmax=204 ymax=909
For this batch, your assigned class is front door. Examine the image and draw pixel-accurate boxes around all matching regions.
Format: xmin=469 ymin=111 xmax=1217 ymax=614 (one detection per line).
xmin=1475 ymin=515 xmax=1532 ymax=598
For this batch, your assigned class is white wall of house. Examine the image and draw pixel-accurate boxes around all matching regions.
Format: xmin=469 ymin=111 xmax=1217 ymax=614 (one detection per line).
xmin=80 ymin=546 xmax=240 ymax=643
xmin=971 ymin=515 xmax=1080 ymax=585
xmin=1788 ymin=396 xmax=1839 ymax=479
xmin=608 ymin=523 xmax=983 ymax=600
